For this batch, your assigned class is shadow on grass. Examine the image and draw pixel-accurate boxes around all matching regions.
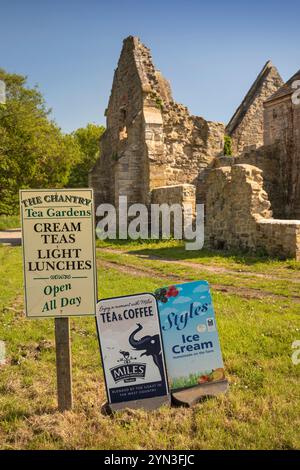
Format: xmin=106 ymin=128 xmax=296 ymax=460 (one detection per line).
xmin=96 ymin=238 xmax=298 ymax=268
xmin=128 ymin=245 xmax=276 ymax=267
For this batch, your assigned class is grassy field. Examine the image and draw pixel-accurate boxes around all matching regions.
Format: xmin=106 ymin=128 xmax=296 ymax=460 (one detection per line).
xmin=0 ymin=241 xmax=299 ymax=449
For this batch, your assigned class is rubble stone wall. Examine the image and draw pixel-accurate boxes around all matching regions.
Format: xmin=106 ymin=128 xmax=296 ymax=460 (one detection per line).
xmin=264 ymin=95 xmax=300 ymax=218
xmin=151 ymin=184 xmax=196 ymax=236
xmin=89 ymin=36 xmax=300 ymax=260
xmin=151 ymin=184 xmax=196 ymax=210
xmin=207 ymin=142 xmax=295 ymax=220
xmin=205 ymin=164 xmax=300 ymax=259
xmin=257 ymin=219 xmax=300 ymax=260
xmin=89 ymin=36 xmax=224 ymax=210
xmin=226 ymin=62 xmax=283 ymax=154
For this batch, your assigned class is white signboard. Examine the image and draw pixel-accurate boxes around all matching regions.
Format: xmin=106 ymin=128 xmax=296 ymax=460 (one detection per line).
xmin=96 ymin=293 xmax=169 ymax=407
xmin=20 ymin=189 xmax=97 ymax=318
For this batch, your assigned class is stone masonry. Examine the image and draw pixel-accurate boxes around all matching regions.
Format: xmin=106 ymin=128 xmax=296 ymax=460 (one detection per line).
xmin=206 ymin=164 xmax=300 ymax=260
xmin=264 ymin=70 xmax=300 ymax=219
xmin=226 ymin=61 xmax=283 ymax=155
xmin=89 ymin=36 xmax=224 ymax=210
xmin=151 ymin=184 xmax=196 ymax=237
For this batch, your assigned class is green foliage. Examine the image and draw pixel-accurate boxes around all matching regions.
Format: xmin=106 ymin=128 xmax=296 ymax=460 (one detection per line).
xmin=111 ymin=151 xmax=121 ymax=162
xmin=0 ymin=69 xmax=81 ymax=215
xmin=68 ymin=123 xmax=105 ymax=188
xmin=224 ymin=135 xmax=233 ymax=156
xmin=149 ymin=91 xmax=164 ymax=111
xmin=155 ymin=97 xmax=164 ymax=110
xmin=0 ymin=68 xmax=106 ymax=214
xmin=0 ymin=215 xmax=20 ymax=230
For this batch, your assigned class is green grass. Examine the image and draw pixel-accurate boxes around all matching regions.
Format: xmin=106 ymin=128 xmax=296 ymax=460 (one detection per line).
xmin=0 ymin=247 xmax=24 ymax=309
xmin=96 ymin=238 xmax=300 ymax=276
xmin=0 ymin=243 xmax=299 ymax=449
xmin=0 ymin=215 xmax=20 ymax=231
xmin=96 ymin=248 xmax=300 ymax=299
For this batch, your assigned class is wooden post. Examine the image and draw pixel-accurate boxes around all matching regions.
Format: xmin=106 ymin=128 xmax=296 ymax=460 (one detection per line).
xmin=55 ymin=317 xmax=73 ymax=411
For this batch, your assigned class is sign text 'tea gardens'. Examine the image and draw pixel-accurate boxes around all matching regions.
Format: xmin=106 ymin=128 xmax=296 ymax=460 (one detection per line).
xmin=20 ymin=189 xmax=97 ymax=318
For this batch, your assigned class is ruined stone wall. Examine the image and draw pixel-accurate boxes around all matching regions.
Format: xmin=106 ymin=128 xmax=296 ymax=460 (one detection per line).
xmin=151 ymin=184 xmax=196 ymax=237
xmin=264 ymin=98 xmax=292 ymax=146
xmin=226 ymin=62 xmax=283 ymax=155
xmin=199 ymin=144 xmax=284 ymax=217
xmin=294 ymin=102 xmax=300 ymax=218
xmin=234 ymin=144 xmax=286 ymax=218
xmin=136 ymin=36 xmax=225 ymax=196
xmin=160 ymin=104 xmax=224 ymax=191
xmin=257 ymin=219 xmax=300 ymax=260
xmin=90 ymin=36 xmax=225 ymax=210
xmin=88 ymin=146 xmax=112 ymax=210
xmin=264 ymin=95 xmax=300 ymax=218
xmin=209 ymin=140 xmax=297 ymax=220
xmin=89 ymin=36 xmax=300 ymax=260
xmin=89 ymin=36 xmax=147 ymax=208
xmin=151 ymin=184 xmax=196 ymax=212
xmin=206 ymin=164 xmax=272 ymax=250
xmin=205 ymin=163 xmax=300 ymax=259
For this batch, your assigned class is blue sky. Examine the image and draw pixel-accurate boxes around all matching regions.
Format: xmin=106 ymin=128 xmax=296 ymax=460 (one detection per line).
xmin=1 ymin=0 xmax=299 ymax=133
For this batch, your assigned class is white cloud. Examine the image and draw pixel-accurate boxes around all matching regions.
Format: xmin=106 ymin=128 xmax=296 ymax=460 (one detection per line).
xmin=193 ymin=283 xmax=209 ymax=293
xmin=159 ymin=307 xmax=178 ymax=316
xmin=173 ymin=296 xmax=192 ymax=304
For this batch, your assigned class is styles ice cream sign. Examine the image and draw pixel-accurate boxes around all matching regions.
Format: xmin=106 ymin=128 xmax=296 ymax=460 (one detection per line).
xmin=20 ymin=189 xmax=97 ymax=318
xmin=96 ymin=294 xmax=169 ymax=410
xmin=155 ymin=281 xmax=226 ymax=399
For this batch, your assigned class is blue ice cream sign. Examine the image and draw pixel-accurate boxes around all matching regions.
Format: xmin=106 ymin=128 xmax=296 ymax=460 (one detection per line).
xmin=155 ymin=281 xmax=226 ymax=390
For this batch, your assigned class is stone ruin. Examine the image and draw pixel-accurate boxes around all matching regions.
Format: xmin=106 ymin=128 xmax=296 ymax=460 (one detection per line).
xmin=89 ymin=36 xmax=300 ymax=260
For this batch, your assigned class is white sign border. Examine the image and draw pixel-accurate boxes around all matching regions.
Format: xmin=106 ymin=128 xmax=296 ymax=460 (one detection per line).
xmin=96 ymin=292 xmax=170 ymax=406
xmin=20 ymin=188 xmax=98 ymax=318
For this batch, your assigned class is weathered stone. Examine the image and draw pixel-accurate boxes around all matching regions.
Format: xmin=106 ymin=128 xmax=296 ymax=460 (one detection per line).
xmin=89 ymin=36 xmax=224 ymax=209
xmin=151 ymin=184 xmax=196 ymax=237
xmin=226 ymin=61 xmax=283 ymax=155
xmin=206 ymin=164 xmax=300 ymax=260
xmin=263 ymin=70 xmax=300 ymax=219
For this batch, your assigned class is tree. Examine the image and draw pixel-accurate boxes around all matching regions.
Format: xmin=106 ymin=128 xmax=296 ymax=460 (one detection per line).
xmin=67 ymin=123 xmax=105 ymax=188
xmin=0 ymin=69 xmax=81 ymax=215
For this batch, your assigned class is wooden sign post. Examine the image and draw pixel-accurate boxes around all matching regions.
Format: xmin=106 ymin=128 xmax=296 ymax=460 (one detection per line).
xmin=155 ymin=281 xmax=228 ymax=406
xmin=55 ymin=318 xmax=73 ymax=411
xmin=20 ymin=189 xmax=97 ymax=411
